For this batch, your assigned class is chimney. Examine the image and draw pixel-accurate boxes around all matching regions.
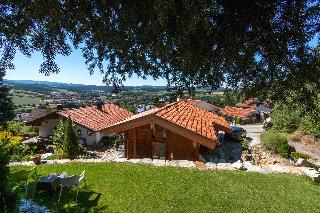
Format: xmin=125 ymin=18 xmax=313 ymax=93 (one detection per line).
xmin=57 ymin=104 xmax=63 ymax=110
xmin=96 ymin=99 xmax=104 ymax=111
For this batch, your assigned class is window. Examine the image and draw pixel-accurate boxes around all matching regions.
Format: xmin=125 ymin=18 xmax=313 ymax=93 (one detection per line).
xmin=162 ymin=129 xmax=167 ymax=140
xmin=87 ymin=129 xmax=92 ymax=136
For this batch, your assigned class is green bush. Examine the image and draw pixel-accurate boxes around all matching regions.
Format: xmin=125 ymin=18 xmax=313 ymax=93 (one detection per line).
xmin=52 ymin=147 xmax=65 ymax=159
xmin=0 ymin=137 xmax=17 ymax=211
xmin=271 ymin=105 xmax=301 ymax=133
xmin=291 ymin=152 xmax=311 ymax=160
xmin=101 ymin=135 xmax=114 ymax=147
xmin=52 ymin=120 xmax=65 ymax=148
xmin=299 ymin=114 xmax=320 ymax=138
xmin=7 ymin=121 xmax=38 ymax=135
xmin=241 ymin=138 xmax=250 ymax=150
xmin=261 ymin=130 xmax=290 ymax=158
xmin=236 ymin=117 xmax=242 ymax=125
xmin=113 ymin=135 xmax=122 ymax=149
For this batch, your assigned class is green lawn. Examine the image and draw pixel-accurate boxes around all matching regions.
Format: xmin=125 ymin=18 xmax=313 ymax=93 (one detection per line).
xmin=11 ymin=163 xmax=320 ymax=212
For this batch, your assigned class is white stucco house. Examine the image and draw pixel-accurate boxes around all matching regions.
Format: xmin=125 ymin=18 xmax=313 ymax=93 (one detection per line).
xmin=25 ymin=103 xmax=133 ymax=145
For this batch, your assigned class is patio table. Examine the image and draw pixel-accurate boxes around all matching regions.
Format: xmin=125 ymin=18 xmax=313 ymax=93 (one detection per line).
xmin=36 ymin=174 xmax=61 ymax=196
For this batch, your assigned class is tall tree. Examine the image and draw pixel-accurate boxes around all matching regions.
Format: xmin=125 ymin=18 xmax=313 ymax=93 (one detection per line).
xmin=0 ymin=1 xmax=319 ymax=103
xmin=0 ymin=72 xmax=13 ymax=129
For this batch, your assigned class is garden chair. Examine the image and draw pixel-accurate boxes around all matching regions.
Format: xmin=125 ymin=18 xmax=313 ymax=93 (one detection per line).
xmin=58 ymin=170 xmax=85 ymax=204
xmin=59 ymin=172 xmax=68 ymax=178
xmin=9 ymin=167 xmax=38 ymax=198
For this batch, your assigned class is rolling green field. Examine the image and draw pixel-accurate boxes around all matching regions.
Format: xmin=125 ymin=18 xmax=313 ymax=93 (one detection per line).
xmin=10 ymin=163 xmax=320 ymax=213
xmin=11 ymin=95 xmax=43 ymax=105
xmin=10 ymin=90 xmax=43 ymax=105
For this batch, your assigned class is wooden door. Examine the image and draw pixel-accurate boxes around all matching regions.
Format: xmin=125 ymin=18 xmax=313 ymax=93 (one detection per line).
xmin=136 ymin=126 xmax=152 ymax=158
xmin=152 ymin=142 xmax=166 ymax=159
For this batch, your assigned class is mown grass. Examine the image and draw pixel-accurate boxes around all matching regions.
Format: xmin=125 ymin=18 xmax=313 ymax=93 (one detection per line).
xmin=11 ymin=162 xmax=320 ymax=213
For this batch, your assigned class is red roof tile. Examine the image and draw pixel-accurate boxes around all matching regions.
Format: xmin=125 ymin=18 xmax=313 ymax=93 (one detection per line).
xmin=219 ymin=106 xmax=256 ymax=118
xmin=57 ymin=103 xmax=133 ymax=132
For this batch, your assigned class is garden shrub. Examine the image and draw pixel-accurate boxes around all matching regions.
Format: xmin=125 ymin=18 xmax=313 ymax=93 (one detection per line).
xmin=0 ymin=131 xmax=23 ymax=153
xmin=241 ymin=138 xmax=250 ymax=150
xmin=0 ymin=137 xmax=17 ymax=212
xmin=299 ymin=114 xmax=320 ymax=138
xmin=261 ymin=130 xmax=290 ymax=158
xmin=0 ymin=131 xmax=37 ymax=161
xmin=271 ymin=105 xmax=301 ymax=133
xmin=291 ymin=152 xmax=311 ymax=160
xmin=7 ymin=121 xmax=38 ymax=135
xmin=113 ymin=135 xmax=123 ymax=149
xmin=52 ymin=120 xmax=65 ymax=148
xmin=52 ymin=148 xmax=65 ymax=159
xmin=101 ymin=135 xmax=114 ymax=147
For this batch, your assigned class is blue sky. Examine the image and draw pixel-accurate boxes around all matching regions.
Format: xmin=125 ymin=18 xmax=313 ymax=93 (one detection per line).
xmin=5 ymin=49 xmax=168 ymax=86
xmin=5 ymin=34 xmax=319 ymax=86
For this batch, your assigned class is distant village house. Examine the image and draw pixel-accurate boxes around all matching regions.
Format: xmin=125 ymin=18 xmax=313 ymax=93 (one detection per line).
xmin=26 ymin=102 xmax=133 ymax=145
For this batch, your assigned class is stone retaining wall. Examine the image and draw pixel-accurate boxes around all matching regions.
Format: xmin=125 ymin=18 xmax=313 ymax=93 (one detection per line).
xmin=9 ymin=158 xmax=320 ymax=182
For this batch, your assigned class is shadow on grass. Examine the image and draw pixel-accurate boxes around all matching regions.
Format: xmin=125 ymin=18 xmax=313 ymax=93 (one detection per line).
xmin=9 ymin=181 xmax=110 ymax=213
xmin=34 ymin=185 xmax=109 ymax=212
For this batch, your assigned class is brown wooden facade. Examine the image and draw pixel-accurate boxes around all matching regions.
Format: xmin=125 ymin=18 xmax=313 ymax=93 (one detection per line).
xmin=123 ymin=124 xmax=200 ymax=161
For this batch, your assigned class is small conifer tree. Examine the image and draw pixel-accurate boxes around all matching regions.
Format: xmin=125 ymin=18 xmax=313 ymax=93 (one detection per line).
xmin=63 ymin=117 xmax=79 ymax=159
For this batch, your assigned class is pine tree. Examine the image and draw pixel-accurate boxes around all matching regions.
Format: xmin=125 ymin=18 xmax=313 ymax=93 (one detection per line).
xmin=63 ymin=117 xmax=79 ymax=159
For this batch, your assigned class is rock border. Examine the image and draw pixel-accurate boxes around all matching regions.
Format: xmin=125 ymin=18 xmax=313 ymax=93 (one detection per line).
xmin=9 ymin=158 xmax=320 ymax=182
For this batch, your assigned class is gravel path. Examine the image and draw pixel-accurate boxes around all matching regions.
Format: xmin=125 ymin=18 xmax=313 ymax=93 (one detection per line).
xmin=238 ymin=124 xmax=264 ymax=147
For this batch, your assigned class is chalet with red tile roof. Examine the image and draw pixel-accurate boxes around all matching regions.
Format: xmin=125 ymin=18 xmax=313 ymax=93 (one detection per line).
xmin=26 ymin=102 xmax=133 ymax=145
xmin=218 ymin=106 xmax=257 ymax=124
xmin=236 ymin=98 xmax=257 ymax=108
xmin=103 ymin=101 xmax=232 ymax=161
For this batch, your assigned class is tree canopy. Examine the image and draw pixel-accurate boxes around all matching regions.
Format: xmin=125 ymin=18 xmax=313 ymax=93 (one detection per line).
xmin=1 ymin=0 xmax=319 ymax=102
xmin=0 ymin=74 xmax=13 ymax=129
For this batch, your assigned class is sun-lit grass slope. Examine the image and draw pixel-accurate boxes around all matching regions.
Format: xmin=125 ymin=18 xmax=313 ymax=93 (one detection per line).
xmin=11 ymin=163 xmax=320 ymax=213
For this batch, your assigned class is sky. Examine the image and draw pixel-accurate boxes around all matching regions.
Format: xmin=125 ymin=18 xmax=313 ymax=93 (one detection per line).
xmin=5 ymin=34 xmax=319 ymax=86
xmin=5 ymin=48 xmax=168 ymax=86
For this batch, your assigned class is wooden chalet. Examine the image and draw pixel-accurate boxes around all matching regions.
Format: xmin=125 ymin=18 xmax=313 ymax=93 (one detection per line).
xmin=103 ymin=101 xmax=232 ymax=161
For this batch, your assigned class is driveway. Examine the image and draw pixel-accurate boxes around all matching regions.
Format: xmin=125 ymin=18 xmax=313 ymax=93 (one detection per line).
xmin=238 ymin=124 xmax=264 ymax=147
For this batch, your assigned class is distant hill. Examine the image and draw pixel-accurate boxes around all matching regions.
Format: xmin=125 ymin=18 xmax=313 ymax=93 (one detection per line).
xmin=5 ymin=79 xmax=105 ymax=87
xmin=4 ymin=79 xmax=225 ymax=93
xmin=4 ymin=79 xmax=168 ymax=93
